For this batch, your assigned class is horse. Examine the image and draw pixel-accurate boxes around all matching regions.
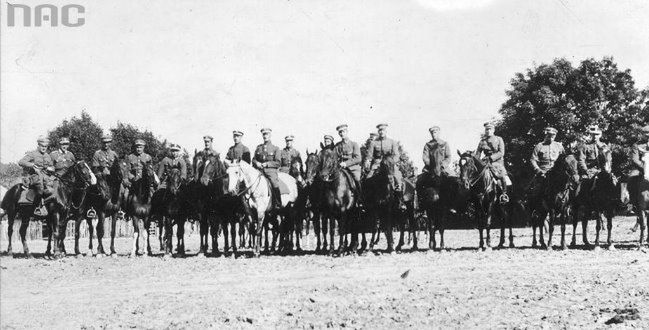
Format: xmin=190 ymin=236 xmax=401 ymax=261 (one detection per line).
xmin=277 ymin=157 xmax=307 ymax=252
xmin=191 ymin=152 xmax=219 ymax=255
xmin=316 ymin=148 xmax=359 ymax=255
xmin=304 ymin=151 xmax=330 ymax=252
xmin=629 ymin=152 xmax=649 ymax=248
xmin=534 ymin=154 xmax=580 ymax=250
xmin=457 ymin=151 xmax=513 ymax=251
xmin=363 ymin=156 xmax=400 ymax=253
xmin=571 ymin=150 xmax=620 ymax=249
xmin=70 ymin=158 xmax=127 ymax=256
xmin=151 ymin=167 xmax=187 ymax=256
xmin=224 ymin=159 xmax=298 ymax=257
xmin=396 ymin=177 xmax=417 ymax=251
xmin=415 ymin=171 xmax=468 ymax=251
xmin=125 ymin=163 xmax=157 ymax=257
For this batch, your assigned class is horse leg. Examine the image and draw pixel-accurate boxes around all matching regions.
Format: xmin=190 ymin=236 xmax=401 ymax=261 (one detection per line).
xmin=638 ymin=211 xmax=646 ymax=248
xmin=313 ymin=214 xmax=321 ymax=252
xmin=478 ymin=228 xmax=484 ymax=251
xmin=6 ymin=212 xmax=15 ymax=255
xmin=594 ymin=212 xmax=602 ymax=248
xmin=337 ymin=215 xmax=346 ymax=256
xmin=396 ymin=219 xmax=405 ymax=252
xmin=485 ymin=227 xmax=492 ymax=252
xmin=560 ymin=210 xmax=567 ymax=250
xmin=144 ymin=217 xmax=152 ymax=256
xmin=110 ymin=215 xmax=117 ymax=255
xmin=177 ymin=218 xmax=186 ymax=256
xmin=230 ymin=219 xmax=238 ymax=256
xmin=606 ymin=211 xmax=614 ymax=250
xmin=96 ymin=213 xmax=106 ymax=255
xmin=158 ymin=217 xmax=164 ymax=251
xmin=51 ymin=212 xmax=64 ymax=259
xmin=322 ymin=216 xmax=329 ymax=252
xmin=547 ymin=210 xmax=555 ymax=250
xmin=581 ymin=209 xmax=591 ymax=247
xmin=532 ymin=219 xmax=538 ymax=248
xmin=427 ymin=209 xmax=435 ymax=250
xmin=210 ymin=218 xmax=219 ymax=256
xmin=294 ymin=210 xmax=302 ymax=252
xmin=74 ymin=216 xmax=82 ymax=255
xmin=130 ymin=218 xmax=140 ymax=257
xmin=329 ymin=216 xmax=336 ymax=255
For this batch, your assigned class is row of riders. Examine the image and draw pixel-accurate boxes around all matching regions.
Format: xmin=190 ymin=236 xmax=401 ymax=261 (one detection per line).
xmin=2 ymin=122 xmax=648 ymax=258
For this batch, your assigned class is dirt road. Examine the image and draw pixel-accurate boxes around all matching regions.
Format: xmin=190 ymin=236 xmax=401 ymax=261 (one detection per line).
xmin=1 ymin=216 xmax=647 ymax=329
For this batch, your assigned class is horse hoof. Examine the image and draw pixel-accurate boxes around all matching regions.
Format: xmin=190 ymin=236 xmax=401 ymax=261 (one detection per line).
xmin=484 ymin=247 xmax=492 ymax=252
xmin=162 ymin=253 xmax=172 ymax=260
xmin=544 ymin=245 xmax=551 ymax=251
xmin=531 ymin=242 xmax=538 ymax=248
xmin=95 ymin=253 xmax=105 ymax=259
xmin=129 ymin=253 xmax=137 ymax=258
xmin=593 ymin=245 xmax=601 ymax=251
xmin=25 ymin=253 xmax=34 ymax=259
xmin=497 ymin=244 xmax=505 ymax=249
xmin=561 ymin=245 xmax=568 ymax=251
xmin=608 ymin=244 xmax=616 ymax=251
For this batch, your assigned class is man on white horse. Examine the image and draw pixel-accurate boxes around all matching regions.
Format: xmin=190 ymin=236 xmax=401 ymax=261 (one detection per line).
xmin=253 ymin=128 xmax=283 ymax=211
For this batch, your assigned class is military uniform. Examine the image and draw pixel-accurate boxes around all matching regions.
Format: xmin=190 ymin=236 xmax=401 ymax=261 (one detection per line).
xmin=576 ymin=141 xmax=610 ymax=177
xmin=364 ymin=137 xmax=402 ymax=189
xmin=18 ymin=150 xmax=54 ymax=193
xmin=254 ymin=142 xmax=281 ymax=188
xmin=530 ymin=141 xmax=565 ymax=174
xmin=475 ymin=135 xmax=507 ymax=178
xmin=334 ymin=138 xmax=362 ymax=182
xmin=422 ymin=138 xmax=452 ymax=177
xmin=226 ymin=143 xmax=251 ymax=163
xmin=92 ymin=149 xmax=119 ymax=176
xmin=628 ymin=142 xmax=649 ymax=206
xmin=50 ymin=149 xmax=76 ymax=176
xmin=157 ymin=156 xmax=187 ymax=182
xmin=279 ymin=147 xmax=302 ymax=175
xmin=126 ymin=153 xmax=153 ymax=182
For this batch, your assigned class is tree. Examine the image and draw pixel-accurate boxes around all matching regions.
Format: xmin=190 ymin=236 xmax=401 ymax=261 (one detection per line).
xmin=496 ymin=57 xmax=648 ymax=180
xmin=110 ymin=122 xmax=168 ymax=162
xmin=47 ymin=111 xmax=103 ymax=161
xmin=0 ymin=162 xmax=22 ymax=188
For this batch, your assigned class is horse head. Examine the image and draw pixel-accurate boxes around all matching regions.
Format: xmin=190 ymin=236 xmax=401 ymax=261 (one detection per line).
xmin=199 ymin=154 xmax=221 ymax=187
xmin=167 ymin=168 xmax=183 ymax=195
xmin=71 ymin=160 xmax=96 ymax=188
xmin=305 ymin=151 xmax=320 ymax=185
xmin=289 ymin=157 xmax=305 ymax=186
xmin=457 ymin=150 xmax=479 ymax=190
xmin=318 ymin=149 xmax=339 ymax=182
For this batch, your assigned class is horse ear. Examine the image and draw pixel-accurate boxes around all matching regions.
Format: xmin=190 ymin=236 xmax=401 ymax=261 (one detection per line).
xmin=306 ymin=148 xmax=309 ymax=155
xmin=457 ymin=150 xmax=462 ymax=157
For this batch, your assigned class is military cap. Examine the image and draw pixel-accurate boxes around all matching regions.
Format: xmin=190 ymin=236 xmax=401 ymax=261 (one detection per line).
xmin=586 ymin=125 xmax=602 ymax=135
xmin=369 ymin=133 xmax=378 ymax=137
xmin=376 ymin=123 xmax=389 ymax=129
xmin=101 ymin=134 xmax=113 ymax=142
xmin=641 ymin=125 xmax=649 ymax=134
xmin=233 ymin=131 xmax=243 ymax=137
xmin=260 ymin=128 xmax=272 ymax=134
xmin=285 ymin=135 xmax=294 ymax=141
xmin=544 ymin=127 xmax=558 ymax=135
xmin=37 ymin=136 xmax=50 ymax=146
xmin=429 ymin=126 xmax=440 ymax=133
xmin=134 ymin=139 xmax=146 ymax=146
xmin=336 ymin=124 xmax=348 ymax=132
xmin=59 ymin=137 xmax=70 ymax=145
xmin=203 ymin=135 xmax=213 ymax=141
xmin=324 ymin=135 xmax=334 ymax=142
xmin=484 ymin=122 xmax=495 ymax=129
xmin=170 ymin=143 xmax=181 ymax=151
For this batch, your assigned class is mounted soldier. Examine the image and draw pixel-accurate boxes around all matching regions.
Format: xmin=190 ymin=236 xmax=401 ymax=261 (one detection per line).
xmin=576 ymin=125 xmax=611 ymax=192
xmin=322 ymin=135 xmax=335 ymax=151
xmin=253 ymin=128 xmax=282 ymax=210
xmin=528 ymin=127 xmax=565 ymax=197
xmin=628 ymin=125 xmax=649 ymax=208
xmin=91 ymin=134 xmax=119 ymax=177
xmin=364 ymin=123 xmax=404 ymax=208
xmin=157 ymin=144 xmax=187 ymax=186
xmin=279 ymin=135 xmax=302 ymax=177
xmin=421 ymin=126 xmax=452 ymax=181
xmin=334 ymin=124 xmax=363 ymax=200
xmin=194 ymin=135 xmax=219 ymax=178
xmin=225 ymin=130 xmax=251 ymax=164
xmin=475 ymin=122 xmax=511 ymax=202
xmin=50 ymin=137 xmax=76 ymax=176
xmin=125 ymin=139 xmax=156 ymax=194
xmin=18 ymin=136 xmax=55 ymax=216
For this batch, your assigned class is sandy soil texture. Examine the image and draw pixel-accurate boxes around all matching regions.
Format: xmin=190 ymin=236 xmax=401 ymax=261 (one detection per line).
xmin=1 ymin=216 xmax=648 ymax=329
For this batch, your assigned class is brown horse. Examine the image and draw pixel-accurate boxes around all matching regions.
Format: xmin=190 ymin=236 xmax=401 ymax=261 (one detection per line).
xmin=629 ymin=160 xmax=648 ymax=248
xmin=458 ymin=151 xmax=513 ymax=251
xmin=304 ymin=151 xmax=331 ymax=252
xmin=151 ymin=168 xmax=187 ymax=256
xmin=125 ymin=163 xmax=156 ymax=257
xmin=364 ymin=156 xmax=399 ymax=253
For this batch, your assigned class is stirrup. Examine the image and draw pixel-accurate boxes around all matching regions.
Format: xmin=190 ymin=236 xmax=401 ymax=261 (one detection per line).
xmin=499 ymin=193 xmax=509 ymax=204
xmin=86 ymin=207 xmax=97 ymax=218
xmin=34 ymin=205 xmax=48 ymax=217
xmin=116 ymin=210 xmax=126 ymax=220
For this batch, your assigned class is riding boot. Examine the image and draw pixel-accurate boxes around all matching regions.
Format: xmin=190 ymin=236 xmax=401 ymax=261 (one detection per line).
xmin=354 ymin=179 xmax=365 ymax=208
xmin=272 ymin=187 xmax=282 ymax=211
xmin=499 ymin=178 xmax=510 ymax=204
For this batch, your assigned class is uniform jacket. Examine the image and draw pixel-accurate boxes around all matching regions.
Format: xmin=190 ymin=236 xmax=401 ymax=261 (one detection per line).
xmin=475 ymin=135 xmax=505 ymax=165
xmin=157 ymin=156 xmax=187 ymax=180
xmin=50 ymin=149 xmax=76 ymax=175
xmin=279 ymin=147 xmax=302 ymax=173
xmin=226 ymin=143 xmax=251 ymax=163
xmin=91 ymin=149 xmax=119 ymax=174
xmin=364 ymin=137 xmax=400 ymax=168
xmin=530 ymin=141 xmax=564 ymax=173
xmin=422 ymin=138 xmax=451 ymax=176
xmin=19 ymin=150 xmax=53 ymax=175
xmin=254 ymin=142 xmax=281 ymax=174
xmin=126 ymin=153 xmax=153 ymax=180
xmin=630 ymin=142 xmax=648 ymax=173
xmin=335 ymin=139 xmax=362 ymax=171
xmin=576 ymin=141 xmax=610 ymax=174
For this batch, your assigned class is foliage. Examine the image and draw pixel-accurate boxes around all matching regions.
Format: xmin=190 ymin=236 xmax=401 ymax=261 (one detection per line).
xmin=47 ymin=110 xmax=103 ymax=161
xmin=360 ymin=138 xmax=415 ymax=179
xmin=109 ymin=122 xmax=168 ymax=162
xmin=496 ymin=57 xmax=649 ymax=180
xmin=0 ymin=162 xmax=22 ymax=188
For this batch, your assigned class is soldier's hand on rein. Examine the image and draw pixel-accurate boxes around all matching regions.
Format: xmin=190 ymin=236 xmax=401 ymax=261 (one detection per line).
xmin=340 ymin=162 xmax=346 ymax=168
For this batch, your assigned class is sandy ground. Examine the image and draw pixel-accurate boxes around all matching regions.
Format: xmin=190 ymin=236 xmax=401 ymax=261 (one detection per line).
xmin=1 ymin=216 xmax=648 ymax=329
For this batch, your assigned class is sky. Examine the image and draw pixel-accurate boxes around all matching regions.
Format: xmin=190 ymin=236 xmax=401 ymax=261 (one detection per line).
xmin=2 ymin=0 xmax=648 ymax=169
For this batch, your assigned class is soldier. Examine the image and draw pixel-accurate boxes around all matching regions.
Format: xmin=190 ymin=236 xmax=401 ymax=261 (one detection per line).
xmin=279 ymin=135 xmax=302 ymax=175
xmin=195 ymin=135 xmax=219 ymax=178
xmin=528 ymin=127 xmax=565 ymax=197
xmin=334 ymin=124 xmax=362 ymax=196
xmin=422 ymin=126 xmax=452 ymax=178
xmin=475 ymin=122 xmax=510 ymax=201
xmin=18 ymin=136 xmax=54 ymax=215
xmin=157 ymin=144 xmax=187 ymax=185
xmin=225 ymin=131 xmax=251 ymax=164
xmin=576 ymin=125 xmax=610 ymax=181
xmin=91 ymin=134 xmax=119 ymax=177
xmin=124 ymin=139 xmax=154 ymax=189
xmin=322 ymin=135 xmax=335 ymax=151
xmin=364 ymin=123 xmax=404 ymax=205
xmin=253 ymin=128 xmax=282 ymax=210
xmin=627 ymin=125 xmax=649 ymax=207
xmin=50 ymin=137 xmax=76 ymax=176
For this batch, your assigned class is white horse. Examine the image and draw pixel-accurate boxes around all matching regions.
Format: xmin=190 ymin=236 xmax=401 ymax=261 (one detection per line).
xmin=224 ymin=159 xmax=298 ymax=257
xmin=0 ymin=185 xmax=7 ymax=219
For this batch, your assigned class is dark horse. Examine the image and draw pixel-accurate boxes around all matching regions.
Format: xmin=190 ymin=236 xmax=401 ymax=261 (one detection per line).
xmin=628 ymin=167 xmax=648 ymax=248
xmin=1 ymin=161 xmax=95 ymax=258
xmin=316 ymin=148 xmax=359 ymax=255
xmin=151 ymin=168 xmax=188 ymax=256
xmin=191 ymin=152 xmax=219 ymax=255
xmin=125 ymin=163 xmax=156 ymax=257
xmin=571 ymin=151 xmax=620 ymax=249
xmin=458 ymin=151 xmax=513 ymax=251
xmin=70 ymin=158 xmax=128 ymax=256
xmin=529 ymin=154 xmax=580 ymax=250
xmin=395 ymin=178 xmax=417 ymax=251
xmin=364 ymin=156 xmax=400 ymax=253
xmin=304 ymin=151 xmax=331 ymax=252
